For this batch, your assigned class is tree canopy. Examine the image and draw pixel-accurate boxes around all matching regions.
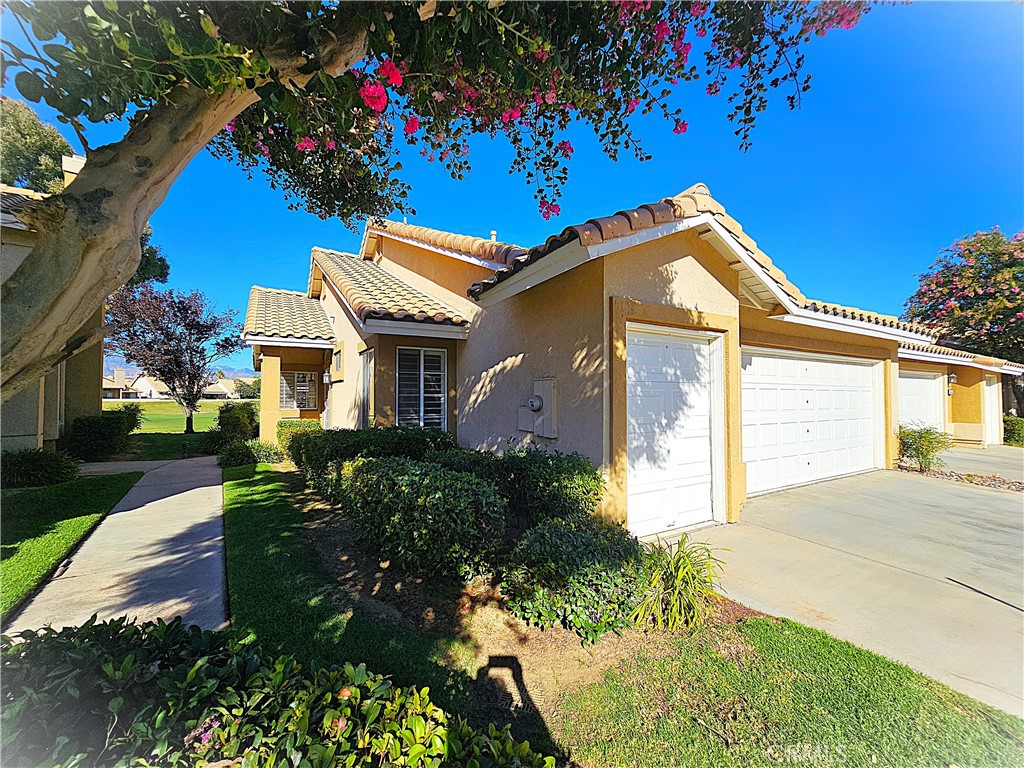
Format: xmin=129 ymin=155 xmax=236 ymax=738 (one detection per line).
xmin=0 ymin=1 xmax=867 ymax=399
xmin=902 ymin=229 xmax=1024 ymax=366
xmin=0 ymin=97 xmax=71 ymax=193
xmin=130 ymin=226 xmax=171 ymax=287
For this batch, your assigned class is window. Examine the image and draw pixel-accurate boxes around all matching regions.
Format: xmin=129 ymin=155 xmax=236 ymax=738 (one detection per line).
xmin=279 ymin=371 xmax=318 ymax=410
xmin=360 ymin=348 xmax=375 ymax=428
xmin=397 ymin=348 xmax=446 ymax=429
xmin=333 ymin=350 xmax=343 ymax=372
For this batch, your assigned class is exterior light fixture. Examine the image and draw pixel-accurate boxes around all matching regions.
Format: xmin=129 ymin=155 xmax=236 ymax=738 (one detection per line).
xmin=948 ymin=373 xmax=958 ymax=385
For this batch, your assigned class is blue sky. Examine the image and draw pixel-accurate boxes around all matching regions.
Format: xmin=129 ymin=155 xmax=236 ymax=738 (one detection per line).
xmin=4 ymin=3 xmax=1022 ymax=370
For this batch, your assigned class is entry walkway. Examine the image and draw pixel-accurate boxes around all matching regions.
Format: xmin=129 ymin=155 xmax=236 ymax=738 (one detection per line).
xmin=7 ymin=456 xmax=226 ymax=633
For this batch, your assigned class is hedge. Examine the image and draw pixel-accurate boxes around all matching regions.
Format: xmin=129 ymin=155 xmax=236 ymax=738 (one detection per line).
xmin=0 ymin=616 xmax=553 ymax=768
xmin=1005 ymin=415 xmax=1024 ymax=445
xmin=277 ymin=418 xmax=324 ymax=453
xmin=217 ymin=439 xmax=284 ymax=468
xmin=333 ymin=457 xmax=507 ymax=578
xmin=60 ymin=406 xmax=142 ymax=460
xmin=289 ymin=427 xmax=456 ymax=481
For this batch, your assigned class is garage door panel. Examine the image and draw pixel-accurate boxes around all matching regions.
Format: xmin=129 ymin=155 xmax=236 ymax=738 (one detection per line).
xmin=742 ymin=349 xmax=879 ymax=495
xmin=627 ymin=329 xmax=717 ymax=535
xmin=898 ymin=371 xmax=943 ymax=430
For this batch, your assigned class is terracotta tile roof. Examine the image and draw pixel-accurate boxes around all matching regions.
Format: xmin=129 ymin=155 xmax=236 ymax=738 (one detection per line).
xmin=313 ymin=248 xmax=468 ymax=327
xmin=1 ymin=184 xmax=46 ymax=231
xmin=458 ymin=182 xmax=930 ymax=336
xmin=243 ymin=286 xmax=335 ymax=341
xmin=898 ymin=342 xmax=975 ymax=360
xmin=368 ymin=220 xmax=528 ymax=266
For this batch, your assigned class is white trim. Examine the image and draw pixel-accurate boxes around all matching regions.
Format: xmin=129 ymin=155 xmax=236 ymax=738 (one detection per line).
xmin=898 ymin=347 xmax=1022 ymax=375
xmin=395 ymin=346 xmax=448 ymax=431
xmin=365 ymin=227 xmax=507 ymax=272
xmin=475 ymin=239 xmax=593 ymax=308
xmin=588 ymin=216 xmax=711 ymax=258
xmin=626 ymin=321 xmax=728 ymax=529
xmin=242 ymin=334 xmax=334 ymax=349
xmin=364 ymin=319 xmax=469 ymax=339
xmin=771 ymin=309 xmax=934 ymax=345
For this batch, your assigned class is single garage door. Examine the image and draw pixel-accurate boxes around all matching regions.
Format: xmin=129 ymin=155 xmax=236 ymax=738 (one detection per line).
xmin=626 ymin=326 xmax=719 ymax=537
xmin=742 ymin=348 xmax=880 ymax=495
xmin=898 ymin=370 xmax=944 ymax=430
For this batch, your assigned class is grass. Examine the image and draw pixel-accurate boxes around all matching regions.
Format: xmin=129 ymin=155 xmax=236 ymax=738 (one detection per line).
xmin=222 ymin=464 xmax=1024 ymax=767
xmin=103 ymin=399 xmax=222 ymax=460
xmin=221 ymin=465 xmax=476 ymax=717
xmin=0 ymin=472 xmax=143 ymax=621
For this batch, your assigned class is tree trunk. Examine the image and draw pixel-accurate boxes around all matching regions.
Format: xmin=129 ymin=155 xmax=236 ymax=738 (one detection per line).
xmin=1 ymin=84 xmax=259 ymax=401
xmin=185 ymin=412 xmax=195 ymax=435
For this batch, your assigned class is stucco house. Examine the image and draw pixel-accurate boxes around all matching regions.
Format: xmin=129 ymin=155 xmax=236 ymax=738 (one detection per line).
xmin=130 ymin=373 xmax=172 ymax=400
xmin=1 ymin=155 xmax=103 ymax=451
xmin=102 ymin=368 xmax=141 ymax=400
xmin=242 ymin=183 xmax=1023 ymax=537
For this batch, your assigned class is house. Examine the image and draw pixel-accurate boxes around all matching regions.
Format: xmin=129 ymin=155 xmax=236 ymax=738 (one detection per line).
xmin=1 ymin=155 xmax=104 ymax=451
xmin=242 ymin=183 xmax=1024 ymax=537
xmin=130 ymin=373 xmax=172 ymax=400
xmin=204 ymin=377 xmax=256 ymax=399
xmin=102 ymin=368 xmax=140 ymax=400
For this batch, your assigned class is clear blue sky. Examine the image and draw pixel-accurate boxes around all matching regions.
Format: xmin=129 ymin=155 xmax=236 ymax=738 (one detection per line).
xmin=4 ymin=3 xmax=1022 ymax=369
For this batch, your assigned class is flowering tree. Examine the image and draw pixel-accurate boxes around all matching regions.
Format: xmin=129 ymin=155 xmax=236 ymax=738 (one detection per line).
xmin=903 ymin=229 xmax=1024 ymax=408
xmin=106 ymin=285 xmax=244 ymax=433
xmin=1 ymin=0 xmax=867 ymax=398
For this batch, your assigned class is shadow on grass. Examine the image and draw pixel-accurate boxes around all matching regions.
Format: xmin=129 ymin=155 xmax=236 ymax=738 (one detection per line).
xmin=221 ymin=464 xmax=559 ymax=756
xmin=121 ymin=432 xmax=207 ymax=462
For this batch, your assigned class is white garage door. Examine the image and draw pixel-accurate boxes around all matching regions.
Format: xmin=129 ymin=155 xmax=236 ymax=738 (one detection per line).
xmin=898 ymin=371 xmax=944 ymax=430
xmin=627 ymin=326 xmax=719 ymax=537
xmin=742 ymin=348 xmax=880 ymax=495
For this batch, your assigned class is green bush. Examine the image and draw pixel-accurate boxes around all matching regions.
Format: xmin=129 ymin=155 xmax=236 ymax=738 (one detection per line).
xmin=491 ymin=446 xmax=604 ymax=531
xmin=113 ymin=401 xmax=145 ymax=433
xmin=1005 ymin=415 xmax=1024 ymax=446
xmin=898 ymin=425 xmax=953 ymax=471
xmin=504 ymin=517 xmax=644 ymax=645
xmin=217 ymin=439 xmax=284 ymax=468
xmin=423 ymin=446 xmax=500 ymax=477
xmin=277 ymin=418 xmax=323 ymax=453
xmin=0 ymin=616 xmax=554 ymax=768
xmin=632 ymin=535 xmax=723 ymax=632
xmin=61 ymin=409 xmax=139 ymax=460
xmin=292 ymin=427 xmax=456 ymax=482
xmin=335 ymin=457 xmax=506 ymax=578
xmin=203 ymin=402 xmax=260 ymax=454
xmin=0 ymin=448 xmax=80 ymax=489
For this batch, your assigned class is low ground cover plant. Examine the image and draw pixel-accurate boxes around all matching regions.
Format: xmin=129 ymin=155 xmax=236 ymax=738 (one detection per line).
xmin=0 ymin=448 xmax=79 ymax=489
xmin=0 ymin=616 xmax=554 ymax=768
xmin=61 ymin=404 xmax=144 ymax=460
xmin=217 ymin=439 xmax=283 ymax=468
xmin=1005 ymin=415 xmax=1024 ymax=446
xmin=898 ymin=424 xmax=953 ymax=471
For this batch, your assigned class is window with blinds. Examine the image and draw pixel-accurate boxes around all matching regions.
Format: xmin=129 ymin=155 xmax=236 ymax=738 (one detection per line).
xmin=279 ymin=371 xmax=318 ymax=410
xmin=396 ymin=348 xmax=446 ymax=430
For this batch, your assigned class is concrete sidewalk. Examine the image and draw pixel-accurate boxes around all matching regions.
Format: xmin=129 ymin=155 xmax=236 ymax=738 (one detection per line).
xmin=942 ymin=445 xmax=1024 ymax=482
xmin=6 ymin=456 xmax=226 ymax=633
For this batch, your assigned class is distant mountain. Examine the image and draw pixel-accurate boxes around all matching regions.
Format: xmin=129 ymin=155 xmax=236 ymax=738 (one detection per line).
xmin=103 ymin=354 xmax=255 ymax=379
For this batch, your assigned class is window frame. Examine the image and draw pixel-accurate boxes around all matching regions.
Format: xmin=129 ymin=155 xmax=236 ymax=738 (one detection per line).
xmin=279 ymin=371 xmax=319 ymax=410
xmin=395 ymin=346 xmax=447 ymax=431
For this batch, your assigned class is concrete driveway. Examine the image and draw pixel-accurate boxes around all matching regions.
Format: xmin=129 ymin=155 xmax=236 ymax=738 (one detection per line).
xmin=943 ymin=444 xmax=1024 ymax=482
xmin=698 ymin=470 xmax=1024 ymax=715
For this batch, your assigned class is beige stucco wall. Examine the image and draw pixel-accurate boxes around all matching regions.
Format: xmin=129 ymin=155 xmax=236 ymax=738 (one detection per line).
xmin=256 ymin=345 xmax=327 ymax=443
xmin=1 ymin=379 xmax=44 ymax=450
xmin=65 ymin=310 xmax=104 ymax=423
xmin=318 ymin=277 xmax=367 ymax=429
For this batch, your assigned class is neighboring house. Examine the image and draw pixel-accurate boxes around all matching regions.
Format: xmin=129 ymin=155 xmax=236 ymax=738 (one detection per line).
xmin=130 ymin=373 xmax=172 ymax=400
xmin=102 ymin=368 xmax=140 ymax=399
xmin=203 ymin=377 xmax=256 ymax=399
xmin=243 ymin=183 xmax=1024 ymax=537
xmin=1 ymin=155 xmax=104 ymax=450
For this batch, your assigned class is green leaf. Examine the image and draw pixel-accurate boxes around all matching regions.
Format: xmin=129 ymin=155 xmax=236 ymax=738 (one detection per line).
xmin=15 ymin=71 xmax=45 ymax=102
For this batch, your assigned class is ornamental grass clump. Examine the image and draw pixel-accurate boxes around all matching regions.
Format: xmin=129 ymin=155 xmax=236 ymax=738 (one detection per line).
xmin=632 ymin=535 xmax=724 ymax=632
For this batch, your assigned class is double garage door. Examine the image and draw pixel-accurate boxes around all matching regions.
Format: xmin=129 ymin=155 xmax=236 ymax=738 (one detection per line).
xmin=742 ymin=348 xmax=881 ymax=495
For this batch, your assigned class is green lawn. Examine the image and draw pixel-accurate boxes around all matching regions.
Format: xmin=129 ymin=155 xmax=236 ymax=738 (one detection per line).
xmin=103 ymin=399 xmax=222 ymax=460
xmin=222 ymin=464 xmax=1024 ymax=767
xmin=0 ymin=472 xmax=142 ymax=621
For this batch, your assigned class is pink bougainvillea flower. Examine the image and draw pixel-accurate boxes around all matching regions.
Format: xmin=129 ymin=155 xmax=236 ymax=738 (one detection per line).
xmin=404 ymin=115 xmax=420 ymax=135
xmin=535 ymin=48 xmax=549 ymax=63
xmin=627 ymin=98 xmax=640 ymax=113
xmin=539 ymin=199 xmax=561 ymax=220
xmin=555 ymin=140 xmax=574 ymax=157
xmin=295 ymin=136 xmax=316 ymax=151
xmin=359 ymin=81 xmax=388 ymax=112
xmin=652 ymin=21 xmax=671 ymax=45
xmin=326 ymin=140 xmax=336 ymax=150
xmin=379 ymin=59 xmax=403 ymax=87
xmin=673 ymin=120 xmax=689 ymax=134
xmin=501 ymin=106 xmax=522 ymax=123
xmin=225 ymin=119 xmax=236 ymax=133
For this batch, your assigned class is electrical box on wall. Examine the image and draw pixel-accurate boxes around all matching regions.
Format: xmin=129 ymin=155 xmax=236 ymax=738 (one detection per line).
xmin=515 ymin=378 xmax=558 ymax=439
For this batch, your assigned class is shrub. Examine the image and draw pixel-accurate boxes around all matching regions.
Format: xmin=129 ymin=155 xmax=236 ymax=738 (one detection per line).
xmin=293 ymin=427 xmax=456 ymax=482
xmin=898 ymin=424 xmax=953 ymax=471
xmin=1 ymin=448 xmax=79 ymax=489
xmin=504 ymin=517 xmax=644 ymax=645
xmin=632 ymin=535 xmax=723 ymax=632
xmin=423 ymin=446 xmax=499 ymax=476
xmin=276 ymin=418 xmax=323 ymax=453
xmin=217 ymin=439 xmax=284 ymax=468
xmin=203 ymin=402 xmax=260 ymax=454
xmin=336 ymin=457 xmax=506 ymax=578
xmin=0 ymin=616 xmax=554 ymax=768
xmin=1005 ymin=415 xmax=1024 ymax=446
xmin=61 ymin=410 xmax=138 ymax=460
xmin=491 ymin=446 xmax=604 ymax=531
xmin=112 ymin=401 xmax=145 ymax=433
